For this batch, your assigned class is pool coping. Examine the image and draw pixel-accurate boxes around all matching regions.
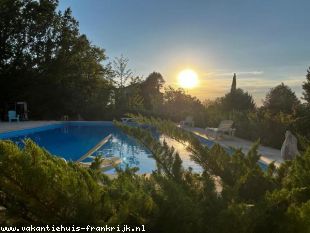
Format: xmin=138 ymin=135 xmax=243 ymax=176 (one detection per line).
xmin=0 ymin=121 xmax=113 ymax=139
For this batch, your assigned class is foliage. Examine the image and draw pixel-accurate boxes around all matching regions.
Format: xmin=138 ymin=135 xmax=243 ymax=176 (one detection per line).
xmin=0 ymin=0 xmax=113 ymax=120
xmin=116 ymin=116 xmax=310 ymax=232
xmin=203 ymin=80 xmax=304 ymax=149
xmin=0 ymin=139 xmax=155 ymax=226
xmin=263 ymin=83 xmax=300 ymax=114
xmin=293 ymin=104 xmax=310 ymax=140
xmin=230 ymin=110 xmax=295 ymax=149
xmin=216 ymin=74 xmax=256 ymax=112
xmin=111 ymin=55 xmax=133 ymax=88
xmin=220 ymin=88 xmax=256 ymax=112
xmin=108 ymin=56 xmax=146 ymax=114
xmin=1 ymin=0 xmax=309 ymax=152
xmin=202 ymin=76 xmax=310 ymax=150
xmin=0 ymin=139 xmax=108 ymax=224
xmin=302 ymin=67 xmax=310 ymax=105
xmin=1 ymin=0 xmax=310 ymax=228
xmin=140 ymin=72 xmax=165 ymax=111
xmin=1 ymin=116 xmax=310 ymax=232
xmin=162 ymin=87 xmax=205 ymax=126
xmin=203 ymin=99 xmax=230 ymax=127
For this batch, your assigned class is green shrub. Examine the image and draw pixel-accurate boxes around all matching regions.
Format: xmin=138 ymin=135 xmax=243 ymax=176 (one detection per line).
xmin=1 ymin=116 xmax=310 ymax=233
xmin=0 ymin=139 xmax=154 ymax=226
xmin=230 ymin=110 xmax=294 ymax=148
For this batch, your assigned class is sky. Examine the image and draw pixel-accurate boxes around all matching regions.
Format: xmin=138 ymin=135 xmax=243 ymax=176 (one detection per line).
xmin=58 ymin=0 xmax=310 ymax=105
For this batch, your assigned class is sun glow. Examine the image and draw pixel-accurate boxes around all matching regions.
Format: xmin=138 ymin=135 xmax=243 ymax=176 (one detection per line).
xmin=178 ymin=69 xmax=199 ymax=89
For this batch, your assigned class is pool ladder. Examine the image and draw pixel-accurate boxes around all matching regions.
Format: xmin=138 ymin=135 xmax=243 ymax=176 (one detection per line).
xmin=77 ymin=134 xmax=112 ymax=162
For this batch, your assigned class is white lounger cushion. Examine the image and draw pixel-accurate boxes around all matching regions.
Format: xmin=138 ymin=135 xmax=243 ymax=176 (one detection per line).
xmin=206 ymin=120 xmax=235 ymax=138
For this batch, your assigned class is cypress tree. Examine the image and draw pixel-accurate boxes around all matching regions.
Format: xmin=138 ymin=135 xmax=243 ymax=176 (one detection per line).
xmin=231 ymin=73 xmax=237 ymax=93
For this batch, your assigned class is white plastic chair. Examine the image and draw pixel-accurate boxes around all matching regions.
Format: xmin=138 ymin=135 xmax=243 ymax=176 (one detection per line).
xmin=8 ymin=111 xmax=19 ymax=122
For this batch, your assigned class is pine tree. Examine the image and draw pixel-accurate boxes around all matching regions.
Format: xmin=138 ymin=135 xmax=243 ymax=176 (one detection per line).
xmin=231 ymin=73 xmax=237 ymax=93
xmin=302 ymin=67 xmax=310 ymax=104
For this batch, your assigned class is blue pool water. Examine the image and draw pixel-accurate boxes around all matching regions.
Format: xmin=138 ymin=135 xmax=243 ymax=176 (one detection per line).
xmin=2 ymin=122 xmax=158 ymax=173
xmin=0 ymin=122 xmax=269 ymax=173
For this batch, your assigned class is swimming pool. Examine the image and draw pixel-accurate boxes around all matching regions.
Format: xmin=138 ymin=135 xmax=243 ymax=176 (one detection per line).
xmin=0 ymin=122 xmax=205 ymax=173
xmin=0 ymin=121 xmax=268 ymax=173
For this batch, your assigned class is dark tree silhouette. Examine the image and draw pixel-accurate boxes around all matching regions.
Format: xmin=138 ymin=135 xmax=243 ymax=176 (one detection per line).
xmin=231 ymin=73 xmax=237 ymax=93
xmin=302 ymin=67 xmax=310 ymax=105
xmin=0 ymin=0 xmax=112 ymax=120
xmin=263 ymin=83 xmax=300 ymax=114
xmin=141 ymin=72 xmax=165 ymax=110
xmin=221 ymin=88 xmax=255 ymax=111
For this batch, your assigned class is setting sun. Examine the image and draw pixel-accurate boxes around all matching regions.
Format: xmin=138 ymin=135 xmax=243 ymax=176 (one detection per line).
xmin=178 ymin=69 xmax=199 ymax=89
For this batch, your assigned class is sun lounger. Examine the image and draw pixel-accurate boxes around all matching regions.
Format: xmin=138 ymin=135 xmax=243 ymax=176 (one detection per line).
xmin=206 ymin=120 xmax=235 ymax=139
xmin=180 ymin=116 xmax=194 ymax=127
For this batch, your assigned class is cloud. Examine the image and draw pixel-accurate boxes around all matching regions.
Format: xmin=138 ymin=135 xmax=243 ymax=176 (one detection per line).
xmin=212 ymin=71 xmax=264 ymax=76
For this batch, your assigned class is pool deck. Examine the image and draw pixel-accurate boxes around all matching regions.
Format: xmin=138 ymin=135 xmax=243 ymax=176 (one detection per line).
xmin=0 ymin=121 xmax=62 ymax=134
xmin=183 ymin=126 xmax=283 ymax=167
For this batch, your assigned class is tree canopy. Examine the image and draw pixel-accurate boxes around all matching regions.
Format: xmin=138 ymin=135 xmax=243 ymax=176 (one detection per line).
xmin=216 ymin=74 xmax=256 ymax=112
xmin=263 ymin=83 xmax=300 ymax=114
xmin=163 ymin=86 xmax=205 ymax=124
xmin=0 ymin=0 xmax=112 ymax=120
xmin=140 ymin=72 xmax=165 ymax=111
xmin=221 ymin=88 xmax=256 ymax=112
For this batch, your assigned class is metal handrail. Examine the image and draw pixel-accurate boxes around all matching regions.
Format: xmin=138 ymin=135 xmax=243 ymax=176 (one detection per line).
xmin=76 ymin=134 xmax=112 ymax=162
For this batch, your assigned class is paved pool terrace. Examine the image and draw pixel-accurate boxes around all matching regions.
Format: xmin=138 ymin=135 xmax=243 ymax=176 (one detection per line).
xmin=0 ymin=121 xmax=61 ymax=134
xmin=183 ymin=126 xmax=283 ymax=167
xmin=0 ymin=121 xmax=282 ymax=167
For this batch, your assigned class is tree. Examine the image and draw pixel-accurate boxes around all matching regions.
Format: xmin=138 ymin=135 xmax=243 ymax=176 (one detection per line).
xmin=216 ymin=74 xmax=255 ymax=112
xmin=141 ymin=72 xmax=165 ymax=111
xmin=109 ymin=56 xmax=142 ymax=113
xmin=0 ymin=0 xmax=62 ymax=102
xmin=163 ymin=86 xmax=205 ymax=125
xmin=0 ymin=0 xmax=112 ymax=120
xmin=302 ymin=67 xmax=310 ymax=105
xmin=221 ymin=88 xmax=256 ymax=112
xmin=123 ymin=79 xmax=144 ymax=111
xmin=263 ymin=83 xmax=300 ymax=114
xmin=231 ymin=73 xmax=237 ymax=93
xmin=111 ymin=55 xmax=132 ymax=88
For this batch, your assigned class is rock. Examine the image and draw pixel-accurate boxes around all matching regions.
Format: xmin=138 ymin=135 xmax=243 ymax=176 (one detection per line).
xmin=281 ymin=130 xmax=300 ymax=160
